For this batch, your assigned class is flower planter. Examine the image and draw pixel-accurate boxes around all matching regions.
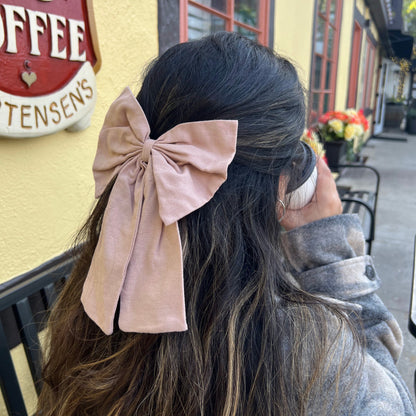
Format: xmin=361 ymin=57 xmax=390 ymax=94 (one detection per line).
xmin=406 ymin=117 xmax=416 ymax=134
xmin=384 ymin=103 xmax=405 ymax=129
xmin=317 ymin=109 xmax=369 ymax=170
xmin=323 ymin=141 xmax=346 ymax=169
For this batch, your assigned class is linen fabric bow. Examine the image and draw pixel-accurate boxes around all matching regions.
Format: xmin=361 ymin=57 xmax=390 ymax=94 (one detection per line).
xmin=81 ymin=87 xmax=238 ymax=335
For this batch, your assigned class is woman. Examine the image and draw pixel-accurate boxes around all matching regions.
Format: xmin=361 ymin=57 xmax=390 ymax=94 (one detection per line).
xmin=37 ymin=32 xmax=415 ymax=415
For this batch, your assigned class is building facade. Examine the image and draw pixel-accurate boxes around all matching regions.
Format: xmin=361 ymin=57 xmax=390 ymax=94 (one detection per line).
xmin=0 ymin=0 xmax=412 ymax=412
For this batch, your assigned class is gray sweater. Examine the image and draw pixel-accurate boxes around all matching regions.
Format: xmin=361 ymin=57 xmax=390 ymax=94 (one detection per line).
xmin=282 ymin=214 xmax=415 ymax=415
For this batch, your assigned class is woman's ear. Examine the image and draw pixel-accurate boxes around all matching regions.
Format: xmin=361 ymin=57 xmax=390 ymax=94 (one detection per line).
xmin=277 ymin=174 xmax=289 ymax=220
xmin=278 ymin=174 xmax=289 ymax=201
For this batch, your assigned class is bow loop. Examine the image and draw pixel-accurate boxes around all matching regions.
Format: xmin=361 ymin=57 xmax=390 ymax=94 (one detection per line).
xmin=92 ymin=90 xmax=151 ymax=197
xmin=151 ymin=121 xmax=238 ymax=225
xmin=81 ymin=87 xmax=238 ymax=334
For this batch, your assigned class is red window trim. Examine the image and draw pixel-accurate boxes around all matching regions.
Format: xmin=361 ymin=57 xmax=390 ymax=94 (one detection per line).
xmin=180 ymin=0 xmax=270 ymax=46
xmin=347 ymin=21 xmax=362 ymax=108
xmin=310 ymin=0 xmax=343 ymax=121
xmin=362 ymin=36 xmax=376 ymax=109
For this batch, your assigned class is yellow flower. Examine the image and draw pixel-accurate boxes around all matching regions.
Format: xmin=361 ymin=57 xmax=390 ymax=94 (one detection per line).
xmin=344 ymin=124 xmax=355 ymax=141
xmin=345 ymin=108 xmax=358 ymax=117
xmin=300 ymin=129 xmax=325 ymax=157
xmin=328 ymin=119 xmax=343 ymax=134
xmin=354 ymin=124 xmax=364 ymax=137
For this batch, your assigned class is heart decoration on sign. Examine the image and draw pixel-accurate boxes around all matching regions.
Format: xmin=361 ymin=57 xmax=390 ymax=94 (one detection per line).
xmin=21 ymin=71 xmax=37 ymax=88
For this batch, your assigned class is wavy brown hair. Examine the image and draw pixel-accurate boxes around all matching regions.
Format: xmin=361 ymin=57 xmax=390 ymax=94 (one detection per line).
xmin=37 ymin=32 xmax=363 ymax=415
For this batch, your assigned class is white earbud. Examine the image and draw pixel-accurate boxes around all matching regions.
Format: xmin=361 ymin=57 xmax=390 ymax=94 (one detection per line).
xmin=286 ymin=166 xmax=317 ymax=209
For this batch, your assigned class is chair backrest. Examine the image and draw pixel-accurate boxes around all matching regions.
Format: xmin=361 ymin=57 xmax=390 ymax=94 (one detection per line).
xmin=408 ymin=236 xmax=416 ymax=396
xmin=0 ymin=253 xmax=74 ymax=416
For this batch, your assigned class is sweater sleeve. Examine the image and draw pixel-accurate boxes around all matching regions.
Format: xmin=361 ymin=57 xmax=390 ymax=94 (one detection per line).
xmin=281 ymin=214 xmax=416 ymax=415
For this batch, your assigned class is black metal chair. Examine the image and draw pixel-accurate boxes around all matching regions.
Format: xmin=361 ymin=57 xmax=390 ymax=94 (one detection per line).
xmin=336 ymin=164 xmax=381 ymax=255
xmin=408 ymin=236 xmax=416 ymax=397
xmin=0 ymin=253 xmax=73 ymax=416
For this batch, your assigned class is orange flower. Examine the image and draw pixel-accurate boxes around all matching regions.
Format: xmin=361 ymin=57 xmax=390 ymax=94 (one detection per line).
xmin=316 ymin=108 xmax=369 ymax=145
xmin=358 ymin=109 xmax=369 ymax=131
xmin=333 ymin=111 xmax=349 ymax=122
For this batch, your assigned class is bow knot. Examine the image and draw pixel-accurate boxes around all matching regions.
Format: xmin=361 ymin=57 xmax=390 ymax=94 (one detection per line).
xmin=141 ymin=138 xmax=155 ymax=165
xmin=81 ymin=87 xmax=238 ymax=335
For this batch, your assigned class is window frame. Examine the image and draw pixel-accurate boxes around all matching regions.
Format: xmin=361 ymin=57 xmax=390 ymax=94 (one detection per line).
xmin=179 ymin=0 xmax=270 ymax=46
xmin=310 ymin=0 xmax=343 ymax=122
xmin=347 ymin=21 xmax=362 ymax=108
xmin=362 ymin=35 xmax=376 ymax=109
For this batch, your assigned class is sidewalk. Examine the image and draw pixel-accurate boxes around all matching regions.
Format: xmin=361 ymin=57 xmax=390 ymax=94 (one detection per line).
xmin=360 ymin=129 xmax=416 ymax=394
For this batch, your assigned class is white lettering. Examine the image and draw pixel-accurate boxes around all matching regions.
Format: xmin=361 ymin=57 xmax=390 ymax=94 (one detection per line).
xmin=3 ymin=5 xmax=26 ymax=53
xmin=27 ymin=9 xmax=48 ymax=56
xmin=0 ymin=5 xmax=88 ymax=62
xmin=49 ymin=13 xmax=66 ymax=59
xmin=68 ymin=19 xmax=86 ymax=62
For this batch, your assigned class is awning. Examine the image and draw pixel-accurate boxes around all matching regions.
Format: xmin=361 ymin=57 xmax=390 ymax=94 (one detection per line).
xmin=388 ymin=30 xmax=414 ymax=60
xmin=366 ymin=0 xmax=414 ymax=60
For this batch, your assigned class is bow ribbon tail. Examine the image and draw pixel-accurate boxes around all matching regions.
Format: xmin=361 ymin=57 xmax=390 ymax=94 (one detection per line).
xmin=118 ymin=161 xmax=188 ymax=333
xmin=81 ymin=164 xmax=146 ymax=335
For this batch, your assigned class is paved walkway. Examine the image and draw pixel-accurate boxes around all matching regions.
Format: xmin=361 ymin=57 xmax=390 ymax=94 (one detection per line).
xmin=359 ymin=129 xmax=416 ymax=394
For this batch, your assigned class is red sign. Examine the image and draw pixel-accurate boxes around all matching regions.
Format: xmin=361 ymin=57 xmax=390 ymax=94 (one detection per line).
xmin=0 ymin=0 xmax=101 ymax=138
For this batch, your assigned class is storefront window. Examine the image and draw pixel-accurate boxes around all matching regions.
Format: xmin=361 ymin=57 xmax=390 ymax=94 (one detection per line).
xmin=310 ymin=0 xmax=342 ymax=123
xmin=347 ymin=21 xmax=362 ymax=108
xmin=363 ymin=37 xmax=376 ymax=109
xmin=180 ymin=0 xmax=270 ymax=45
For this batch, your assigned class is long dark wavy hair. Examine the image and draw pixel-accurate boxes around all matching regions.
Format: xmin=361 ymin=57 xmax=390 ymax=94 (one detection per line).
xmin=37 ymin=32 xmax=362 ymax=415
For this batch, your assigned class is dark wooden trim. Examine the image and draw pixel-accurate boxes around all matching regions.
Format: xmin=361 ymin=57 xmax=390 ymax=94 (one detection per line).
xmin=354 ymin=4 xmax=377 ymax=47
xmin=354 ymin=5 xmax=366 ymax=28
xmin=363 ymin=108 xmax=373 ymax=117
xmin=158 ymin=0 xmax=180 ymax=55
xmin=268 ymin=0 xmax=275 ymax=49
xmin=366 ymin=27 xmax=377 ymax=48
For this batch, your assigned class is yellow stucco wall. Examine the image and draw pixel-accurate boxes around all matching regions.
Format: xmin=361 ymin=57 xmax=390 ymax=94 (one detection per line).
xmin=356 ymin=3 xmax=380 ymax=136
xmin=273 ymin=0 xmax=315 ymax=87
xmin=356 ymin=0 xmax=366 ymax=15
xmin=275 ymin=0 xmax=378 ymax=127
xmin=0 ymin=0 xmax=158 ymax=283
xmin=335 ymin=0 xmax=379 ymax=113
xmin=334 ymin=0 xmax=379 ymax=139
xmin=334 ymin=0 xmax=354 ymax=110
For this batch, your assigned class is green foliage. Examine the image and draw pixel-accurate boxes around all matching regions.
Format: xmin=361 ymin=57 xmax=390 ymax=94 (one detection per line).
xmin=406 ymin=106 xmax=416 ymax=118
xmin=386 ymin=96 xmax=406 ymax=104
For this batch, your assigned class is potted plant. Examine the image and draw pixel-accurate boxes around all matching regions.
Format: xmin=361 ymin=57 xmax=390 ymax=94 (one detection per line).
xmin=406 ymin=105 xmax=416 ymax=134
xmin=384 ymin=97 xmax=406 ymax=129
xmin=317 ymin=109 xmax=369 ymax=168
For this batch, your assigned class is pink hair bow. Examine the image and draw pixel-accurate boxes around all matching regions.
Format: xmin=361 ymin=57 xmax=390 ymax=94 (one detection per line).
xmin=81 ymin=87 xmax=238 ymax=335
